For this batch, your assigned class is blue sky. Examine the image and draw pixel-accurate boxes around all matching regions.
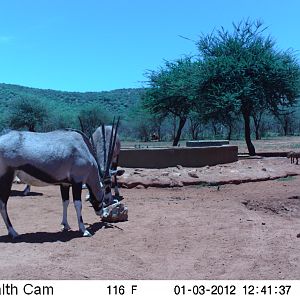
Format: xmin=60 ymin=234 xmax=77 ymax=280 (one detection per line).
xmin=0 ymin=0 xmax=300 ymax=92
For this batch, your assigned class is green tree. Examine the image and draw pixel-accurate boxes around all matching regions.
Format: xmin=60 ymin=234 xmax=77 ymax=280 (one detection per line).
xmin=197 ymin=19 xmax=300 ymax=155
xmin=143 ymin=57 xmax=200 ymax=146
xmin=197 ymin=92 xmax=238 ymax=140
xmin=188 ymin=111 xmax=203 ymax=140
xmin=274 ymin=108 xmax=296 ymax=136
xmin=8 ymin=97 xmax=49 ymax=132
xmin=78 ymin=104 xmax=110 ymax=136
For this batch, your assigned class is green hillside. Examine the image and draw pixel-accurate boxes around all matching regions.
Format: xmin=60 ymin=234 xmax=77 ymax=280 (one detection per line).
xmin=0 ymin=83 xmax=143 ymax=115
xmin=0 ymin=83 xmax=144 ymax=121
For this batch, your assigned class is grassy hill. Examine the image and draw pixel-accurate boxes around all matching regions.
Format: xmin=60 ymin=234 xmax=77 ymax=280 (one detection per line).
xmin=0 ymin=82 xmax=144 ymax=115
xmin=0 ymin=82 xmax=144 ymax=130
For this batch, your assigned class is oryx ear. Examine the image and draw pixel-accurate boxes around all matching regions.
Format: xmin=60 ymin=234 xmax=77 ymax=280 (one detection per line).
xmin=116 ymin=169 xmax=125 ymax=176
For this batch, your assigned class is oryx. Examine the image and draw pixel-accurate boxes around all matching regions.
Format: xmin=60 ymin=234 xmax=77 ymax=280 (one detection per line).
xmin=19 ymin=124 xmax=125 ymax=200
xmin=0 ymin=127 xmax=118 ymax=238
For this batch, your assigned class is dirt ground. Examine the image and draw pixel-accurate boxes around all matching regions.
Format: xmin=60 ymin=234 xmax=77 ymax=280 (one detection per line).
xmin=1 ymin=158 xmax=300 ymax=280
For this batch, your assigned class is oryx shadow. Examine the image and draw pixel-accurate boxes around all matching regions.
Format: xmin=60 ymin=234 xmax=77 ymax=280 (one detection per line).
xmin=10 ymin=190 xmax=43 ymax=197
xmin=0 ymin=221 xmax=115 ymax=244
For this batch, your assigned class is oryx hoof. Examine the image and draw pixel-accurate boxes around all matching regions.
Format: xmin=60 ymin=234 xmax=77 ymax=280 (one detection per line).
xmin=23 ymin=190 xmax=30 ymax=196
xmin=61 ymin=224 xmax=71 ymax=232
xmin=8 ymin=228 xmax=19 ymax=239
xmin=23 ymin=185 xmax=30 ymax=196
xmin=82 ymin=230 xmax=92 ymax=237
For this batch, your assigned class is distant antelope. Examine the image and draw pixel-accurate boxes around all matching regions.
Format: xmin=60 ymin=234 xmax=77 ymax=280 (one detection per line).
xmin=287 ymin=151 xmax=300 ymax=164
xmin=0 ymin=126 xmax=119 ymax=238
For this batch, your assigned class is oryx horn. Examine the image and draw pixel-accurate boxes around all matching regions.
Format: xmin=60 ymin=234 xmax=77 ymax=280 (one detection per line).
xmin=105 ymin=117 xmax=120 ymax=177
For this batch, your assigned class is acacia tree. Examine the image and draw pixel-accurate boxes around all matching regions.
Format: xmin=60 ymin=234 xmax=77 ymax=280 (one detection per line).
xmin=78 ymin=105 xmax=110 ymax=136
xmin=274 ymin=109 xmax=296 ymax=136
xmin=252 ymin=102 xmax=268 ymax=140
xmin=197 ymin=19 xmax=300 ymax=155
xmin=188 ymin=111 xmax=203 ymax=140
xmin=9 ymin=97 xmax=49 ymax=132
xmin=143 ymin=57 xmax=200 ymax=146
xmin=128 ymin=104 xmax=165 ymax=142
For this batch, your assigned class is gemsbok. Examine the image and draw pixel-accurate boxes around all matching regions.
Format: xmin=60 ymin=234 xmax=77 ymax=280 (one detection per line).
xmin=18 ymin=124 xmax=124 ymax=201
xmin=287 ymin=151 xmax=300 ymax=164
xmin=0 ymin=126 xmax=119 ymax=238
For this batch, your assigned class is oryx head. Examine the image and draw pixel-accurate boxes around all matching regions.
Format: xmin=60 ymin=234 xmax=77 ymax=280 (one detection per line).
xmin=91 ymin=117 xmax=124 ymax=207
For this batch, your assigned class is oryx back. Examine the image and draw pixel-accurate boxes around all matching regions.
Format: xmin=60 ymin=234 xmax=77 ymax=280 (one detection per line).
xmin=0 ymin=129 xmax=105 ymax=238
xmin=0 ymin=130 xmax=97 ymax=185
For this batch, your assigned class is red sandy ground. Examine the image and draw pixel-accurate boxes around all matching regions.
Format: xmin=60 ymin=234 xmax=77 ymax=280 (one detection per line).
xmin=1 ymin=157 xmax=300 ymax=280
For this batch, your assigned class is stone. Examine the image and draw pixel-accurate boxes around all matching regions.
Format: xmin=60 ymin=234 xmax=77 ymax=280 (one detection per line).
xmin=101 ymin=202 xmax=128 ymax=223
xmin=135 ymin=184 xmax=146 ymax=189
xmin=188 ymin=171 xmax=199 ymax=178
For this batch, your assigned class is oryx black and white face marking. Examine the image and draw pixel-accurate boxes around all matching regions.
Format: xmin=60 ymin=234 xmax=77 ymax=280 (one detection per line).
xmin=103 ymin=176 xmax=115 ymax=206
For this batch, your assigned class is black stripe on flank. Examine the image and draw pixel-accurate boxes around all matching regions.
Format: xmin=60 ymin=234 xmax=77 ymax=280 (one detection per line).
xmin=18 ymin=164 xmax=69 ymax=185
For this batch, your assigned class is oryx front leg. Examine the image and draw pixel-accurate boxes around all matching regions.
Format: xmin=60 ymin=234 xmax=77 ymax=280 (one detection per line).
xmin=0 ymin=200 xmax=19 ymax=238
xmin=60 ymin=185 xmax=71 ymax=231
xmin=23 ymin=184 xmax=31 ymax=196
xmin=0 ymin=170 xmax=18 ymax=238
xmin=72 ymin=183 xmax=91 ymax=237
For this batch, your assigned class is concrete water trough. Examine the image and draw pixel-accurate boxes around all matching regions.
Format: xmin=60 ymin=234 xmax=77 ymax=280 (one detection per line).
xmin=118 ymin=145 xmax=238 ymax=168
xmin=186 ymin=140 xmax=229 ymax=147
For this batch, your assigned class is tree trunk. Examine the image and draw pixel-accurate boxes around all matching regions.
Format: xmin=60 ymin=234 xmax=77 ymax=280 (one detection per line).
xmin=191 ymin=124 xmax=198 ymax=140
xmin=194 ymin=129 xmax=199 ymax=140
xmin=227 ymin=124 xmax=232 ymax=140
xmin=173 ymin=117 xmax=186 ymax=146
xmin=28 ymin=125 xmax=35 ymax=132
xmin=243 ymin=112 xmax=256 ymax=156
xmin=255 ymin=126 xmax=260 ymax=140
xmin=189 ymin=118 xmax=200 ymax=140
xmin=157 ymin=125 xmax=162 ymax=141
xmin=212 ymin=123 xmax=218 ymax=137
xmin=253 ymin=117 xmax=261 ymax=140
xmin=283 ymin=118 xmax=289 ymax=136
xmin=172 ymin=116 xmax=177 ymax=140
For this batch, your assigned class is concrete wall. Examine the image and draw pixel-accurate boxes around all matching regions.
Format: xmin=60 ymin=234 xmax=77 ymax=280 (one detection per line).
xmin=119 ymin=145 xmax=238 ymax=168
xmin=186 ymin=140 xmax=229 ymax=147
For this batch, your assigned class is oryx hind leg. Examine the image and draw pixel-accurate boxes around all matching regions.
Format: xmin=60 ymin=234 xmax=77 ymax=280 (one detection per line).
xmin=0 ymin=170 xmax=19 ymax=238
xmin=60 ymin=185 xmax=71 ymax=231
xmin=72 ymin=182 xmax=92 ymax=237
